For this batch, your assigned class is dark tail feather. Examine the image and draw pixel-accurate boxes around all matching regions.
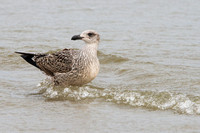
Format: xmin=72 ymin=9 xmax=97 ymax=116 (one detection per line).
xmin=15 ymin=51 xmax=39 ymax=69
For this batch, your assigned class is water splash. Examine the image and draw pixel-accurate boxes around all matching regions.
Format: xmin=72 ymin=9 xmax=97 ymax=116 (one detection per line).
xmin=37 ymin=80 xmax=200 ymax=115
xmin=43 ymin=86 xmax=101 ymax=101
xmin=102 ymin=89 xmax=200 ymax=115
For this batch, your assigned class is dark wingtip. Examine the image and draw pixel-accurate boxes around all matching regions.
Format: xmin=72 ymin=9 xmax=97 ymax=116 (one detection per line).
xmin=15 ymin=51 xmax=39 ymax=69
xmin=15 ymin=51 xmax=22 ymax=54
xmin=15 ymin=51 xmax=35 ymax=55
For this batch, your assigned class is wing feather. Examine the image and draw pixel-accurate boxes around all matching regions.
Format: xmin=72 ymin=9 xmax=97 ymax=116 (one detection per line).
xmin=35 ymin=49 xmax=77 ymax=76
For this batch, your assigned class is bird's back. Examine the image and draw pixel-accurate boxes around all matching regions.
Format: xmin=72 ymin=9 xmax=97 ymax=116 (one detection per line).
xmin=34 ymin=49 xmax=79 ymax=76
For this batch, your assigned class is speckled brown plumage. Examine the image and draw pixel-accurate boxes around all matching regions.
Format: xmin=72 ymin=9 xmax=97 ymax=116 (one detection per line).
xmin=16 ymin=30 xmax=100 ymax=86
xmin=34 ymin=49 xmax=77 ymax=76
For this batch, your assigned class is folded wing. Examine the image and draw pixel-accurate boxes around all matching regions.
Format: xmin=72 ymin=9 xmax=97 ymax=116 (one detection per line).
xmin=16 ymin=49 xmax=76 ymax=76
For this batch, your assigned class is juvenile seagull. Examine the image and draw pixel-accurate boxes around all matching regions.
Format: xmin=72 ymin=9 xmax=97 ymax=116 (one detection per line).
xmin=16 ymin=30 xmax=100 ymax=86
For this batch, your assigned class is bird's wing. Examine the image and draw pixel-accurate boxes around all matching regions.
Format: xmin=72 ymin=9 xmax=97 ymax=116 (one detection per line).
xmin=35 ymin=49 xmax=77 ymax=76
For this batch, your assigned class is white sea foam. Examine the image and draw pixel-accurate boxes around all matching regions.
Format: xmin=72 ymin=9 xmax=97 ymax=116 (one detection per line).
xmin=40 ymin=81 xmax=200 ymax=115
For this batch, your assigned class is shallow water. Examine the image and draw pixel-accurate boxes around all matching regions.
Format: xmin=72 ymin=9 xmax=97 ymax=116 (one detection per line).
xmin=0 ymin=0 xmax=200 ymax=132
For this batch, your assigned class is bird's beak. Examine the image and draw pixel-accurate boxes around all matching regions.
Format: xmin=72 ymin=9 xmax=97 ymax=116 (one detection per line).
xmin=71 ymin=35 xmax=83 ymax=40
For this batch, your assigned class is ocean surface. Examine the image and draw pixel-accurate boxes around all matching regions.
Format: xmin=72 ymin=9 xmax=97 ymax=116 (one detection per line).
xmin=0 ymin=0 xmax=200 ymax=132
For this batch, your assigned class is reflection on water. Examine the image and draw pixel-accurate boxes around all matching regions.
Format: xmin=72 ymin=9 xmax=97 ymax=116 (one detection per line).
xmin=0 ymin=0 xmax=200 ymax=132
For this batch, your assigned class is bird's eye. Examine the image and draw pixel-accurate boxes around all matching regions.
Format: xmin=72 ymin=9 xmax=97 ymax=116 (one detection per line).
xmin=88 ymin=33 xmax=94 ymax=37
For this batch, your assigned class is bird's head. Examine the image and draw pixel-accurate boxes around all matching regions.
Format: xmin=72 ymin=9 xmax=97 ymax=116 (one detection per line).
xmin=71 ymin=30 xmax=100 ymax=44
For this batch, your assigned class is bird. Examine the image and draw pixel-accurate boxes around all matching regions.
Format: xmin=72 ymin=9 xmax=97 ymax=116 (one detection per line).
xmin=15 ymin=30 xmax=100 ymax=86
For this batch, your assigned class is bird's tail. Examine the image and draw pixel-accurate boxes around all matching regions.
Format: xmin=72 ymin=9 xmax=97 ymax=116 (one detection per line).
xmin=15 ymin=51 xmax=39 ymax=69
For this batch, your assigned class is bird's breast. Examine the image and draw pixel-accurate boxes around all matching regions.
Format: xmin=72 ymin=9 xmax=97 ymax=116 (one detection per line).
xmin=89 ymin=60 xmax=99 ymax=79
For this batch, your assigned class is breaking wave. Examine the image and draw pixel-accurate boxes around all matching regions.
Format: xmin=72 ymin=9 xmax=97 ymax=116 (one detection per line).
xmin=37 ymin=79 xmax=200 ymax=115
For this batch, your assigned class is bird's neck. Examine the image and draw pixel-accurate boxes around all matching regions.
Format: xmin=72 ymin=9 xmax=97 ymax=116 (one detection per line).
xmin=81 ymin=43 xmax=98 ymax=57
